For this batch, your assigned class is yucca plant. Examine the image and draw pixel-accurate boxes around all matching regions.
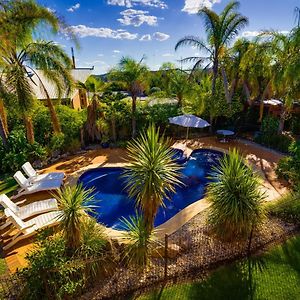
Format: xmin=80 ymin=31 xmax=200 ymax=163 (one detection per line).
xmin=207 ymin=148 xmax=265 ymax=240
xmin=123 ymin=124 xmax=182 ymax=233
xmin=55 ymin=184 xmax=95 ymax=253
xmin=120 ymin=213 xmax=160 ymax=270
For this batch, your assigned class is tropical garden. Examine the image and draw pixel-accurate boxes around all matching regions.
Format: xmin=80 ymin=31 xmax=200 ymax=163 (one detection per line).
xmin=0 ymin=0 xmax=300 ymax=299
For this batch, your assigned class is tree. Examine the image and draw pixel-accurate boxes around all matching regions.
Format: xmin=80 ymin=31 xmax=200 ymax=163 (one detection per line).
xmin=270 ymin=29 xmax=300 ymax=133
xmin=122 ymin=124 xmax=182 ymax=233
xmin=175 ymin=1 xmax=248 ymax=101
xmin=0 ymin=0 xmax=74 ymax=143
xmin=207 ymin=149 xmax=265 ymax=240
xmin=55 ymin=184 xmax=95 ymax=254
xmin=109 ymin=57 xmax=149 ymax=138
xmin=78 ymin=76 xmax=107 ymax=142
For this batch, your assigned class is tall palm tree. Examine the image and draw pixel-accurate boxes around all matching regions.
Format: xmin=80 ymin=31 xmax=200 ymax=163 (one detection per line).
xmin=175 ymin=1 xmax=248 ymax=101
xmin=55 ymin=184 xmax=95 ymax=254
xmin=122 ymin=124 xmax=182 ymax=233
xmin=270 ymin=29 xmax=300 ymax=133
xmin=109 ymin=57 xmax=149 ymax=138
xmin=78 ymin=76 xmax=106 ymax=142
xmin=207 ymin=149 xmax=265 ymax=240
xmin=0 ymin=0 xmax=74 ymax=143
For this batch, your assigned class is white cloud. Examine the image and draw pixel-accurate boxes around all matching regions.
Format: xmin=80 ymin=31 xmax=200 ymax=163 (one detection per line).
xmin=153 ymin=31 xmax=170 ymax=41
xmin=46 ymin=7 xmax=56 ymax=13
xmin=140 ymin=34 xmax=152 ymax=41
xmin=113 ymin=50 xmax=121 ymax=53
xmin=66 ymin=25 xmax=138 ymax=40
xmin=107 ymin=0 xmax=167 ymax=9
xmin=118 ymin=9 xmax=159 ymax=27
xmin=182 ymin=0 xmax=221 ymax=14
xmin=241 ymin=30 xmax=289 ymax=38
xmin=97 ymin=54 xmax=104 ymax=57
xmin=67 ymin=3 xmax=80 ymax=12
xmin=162 ymin=53 xmax=174 ymax=57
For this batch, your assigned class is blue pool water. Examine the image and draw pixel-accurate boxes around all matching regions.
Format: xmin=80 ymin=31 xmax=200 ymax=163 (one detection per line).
xmin=78 ymin=149 xmax=223 ymax=230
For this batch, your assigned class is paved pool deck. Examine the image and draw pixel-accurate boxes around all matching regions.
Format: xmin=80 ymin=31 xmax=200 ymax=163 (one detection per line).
xmin=1 ymin=137 xmax=288 ymax=273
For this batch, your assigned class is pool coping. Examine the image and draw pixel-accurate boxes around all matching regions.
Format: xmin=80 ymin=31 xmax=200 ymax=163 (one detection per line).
xmin=68 ymin=146 xmax=285 ymax=241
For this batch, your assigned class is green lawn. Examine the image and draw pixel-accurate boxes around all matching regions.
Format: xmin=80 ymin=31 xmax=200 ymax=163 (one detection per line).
xmin=0 ymin=177 xmax=18 ymax=196
xmin=139 ymin=235 xmax=300 ymax=300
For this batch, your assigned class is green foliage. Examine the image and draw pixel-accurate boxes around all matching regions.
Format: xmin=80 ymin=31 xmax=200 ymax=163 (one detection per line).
xmin=145 ymin=104 xmax=181 ymax=127
xmin=268 ymin=191 xmax=300 ymax=223
xmin=54 ymin=184 xmax=96 ymax=252
xmin=207 ymin=149 xmax=265 ymax=240
xmin=0 ymin=177 xmax=18 ymax=196
xmin=19 ymin=227 xmax=110 ymax=300
xmin=254 ymin=116 xmax=294 ymax=153
xmin=121 ymin=213 xmax=160 ymax=270
xmin=0 ymin=128 xmax=46 ymax=173
xmin=276 ymin=141 xmax=300 ymax=187
xmin=123 ymin=124 xmax=182 ymax=232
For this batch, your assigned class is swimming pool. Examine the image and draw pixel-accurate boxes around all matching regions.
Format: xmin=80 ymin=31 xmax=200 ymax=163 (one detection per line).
xmin=78 ymin=149 xmax=223 ymax=230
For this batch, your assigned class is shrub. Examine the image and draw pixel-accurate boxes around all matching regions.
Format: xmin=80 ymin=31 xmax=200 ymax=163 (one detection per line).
xmin=207 ymin=149 xmax=266 ymax=240
xmin=0 ymin=128 xmax=46 ymax=173
xmin=268 ymin=191 xmax=300 ymax=223
xmin=276 ymin=141 xmax=300 ymax=187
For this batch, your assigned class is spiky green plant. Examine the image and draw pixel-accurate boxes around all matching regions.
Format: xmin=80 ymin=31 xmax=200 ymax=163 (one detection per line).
xmin=122 ymin=124 xmax=182 ymax=233
xmin=55 ymin=184 xmax=95 ymax=253
xmin=207 ymin=148 xmax=265 ymax=240
xmin=121 ymin=213 xmax=160 ymax=270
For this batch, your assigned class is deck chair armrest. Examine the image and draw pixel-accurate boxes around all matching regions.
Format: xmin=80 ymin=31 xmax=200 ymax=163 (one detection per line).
xmin=11 ymin=223 xmax=36 ymax=241
xmin=15 ymin=198 xmax=27 ymax=205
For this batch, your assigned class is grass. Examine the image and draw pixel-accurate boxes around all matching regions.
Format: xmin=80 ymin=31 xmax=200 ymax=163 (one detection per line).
xmin=0 ymin=259 xmax=7 ymax=276
xmin=138 ymin=235 xmax=300 ymax=300
xmin=0 ymin=177 xmax=18 ymax=196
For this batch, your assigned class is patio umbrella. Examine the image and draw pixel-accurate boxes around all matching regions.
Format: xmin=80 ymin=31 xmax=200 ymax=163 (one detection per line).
xmin=169 ymin=114 xmax=210 ymax=139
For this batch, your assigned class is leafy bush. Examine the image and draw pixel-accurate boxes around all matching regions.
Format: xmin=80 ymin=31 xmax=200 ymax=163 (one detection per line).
xmin=207 ymin=149 xmax=266 ymax=240
xmin=276 ymin=141 xmax=300 ymax=187
xmin=254 ymin=116 xmax=294 ymax=153
xmin=19 ymin=222 xmax=114 ymax=300
xmin=0 ymin=128 xmax=46 ymax=173
xmin=268 ymin=191 xmax=300 ymax=223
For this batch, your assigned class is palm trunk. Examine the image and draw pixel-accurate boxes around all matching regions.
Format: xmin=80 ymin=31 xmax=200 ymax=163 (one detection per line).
xmin=0 ymin=99 xmax=8 ymax=135
xmin=211 ymin=60 xmax=219 ymax=97
xmin=258 ymin=81 xmax=271 ymax=123
xmin=111 ymin=117 xmax=117 ymax=143
xmin=221 ymin=67 xmax=231 ymax=104
xmin=0 ymin=115 xmax=8 ymax=147
xmin=132 ymin=95 xmax=137 ymax=138
xmin=24 ymin=115 xmax=34 ymax=144
xmin=46 ymin=96 xmax=61 ymax=134
xmin=278 ymin=108 xmax=286 ymax=134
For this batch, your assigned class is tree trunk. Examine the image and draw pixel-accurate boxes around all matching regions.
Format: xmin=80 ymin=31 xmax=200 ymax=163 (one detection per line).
xmin=0 ymin=99 xmax=8 ymax=135
xmin=24 ymin=115 xmax=34 ymax=144
xmin=85 ymin=97 xmax=100 ymax=142
xmin=111 ymin=117 xmax=117 ymax=143
xmin=0 ymin=115 xmax=8 ymax=147
xmin=46 ymin=96 xmax=61 ymax=134
xmin=132 ymin=95 xmax=137 ymax=138
xmin=221 ymin=67 xmax=231 ymax=104
xmin=211 ymin=59 xmax=219 ymax=97
xmin=258 ymin=81 xmax=271 ymax=123
xmin=243 ymin=82 xmax=252 ymax=106
xmin=278 ymin=108 xmax=286 ymax=134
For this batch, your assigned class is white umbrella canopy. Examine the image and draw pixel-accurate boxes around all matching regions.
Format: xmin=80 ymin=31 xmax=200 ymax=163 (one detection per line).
xmin=169 ymin=114 xmax=210 ymax=139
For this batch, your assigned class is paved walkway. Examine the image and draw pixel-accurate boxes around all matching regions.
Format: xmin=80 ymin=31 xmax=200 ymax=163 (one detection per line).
xmin=1 ymin=137 xmax=288 ymax=273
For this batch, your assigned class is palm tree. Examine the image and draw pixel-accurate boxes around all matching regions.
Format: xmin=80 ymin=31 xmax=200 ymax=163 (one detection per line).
xmin=122 ymin=124 xmax=182 ymax=233
xmin=109 ymin=57 xmax=149 ymax=138
xmin=55 ymin=184 xmax=95 ymax=253
xmin=207 ymin=149 xmax=265 ymax=240
xmin=270 ymin=29 xmax=300 ymax=133
xmin=78 ymin=76 xmax=106 ymax=142
xmin=175 ymin=1 xmax=248 ymax=101
xmin=0 ymin=1 xmax=74 ymax=143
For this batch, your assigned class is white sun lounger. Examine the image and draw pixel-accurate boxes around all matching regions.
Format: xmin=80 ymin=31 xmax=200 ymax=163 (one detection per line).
xmin=0 ymin=194 xmax=58 ymax=230
xmin=3 ymin=209 xmax=62 ymax=250
xmin=22 ymin=162 xmax=65 ymax=183
xmin=12 ymin=171 xmax=63 ymax=199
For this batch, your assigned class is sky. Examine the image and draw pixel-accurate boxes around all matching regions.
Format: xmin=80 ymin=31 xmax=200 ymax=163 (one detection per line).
xmin=37 ymin=0 xmax=300 ymax=74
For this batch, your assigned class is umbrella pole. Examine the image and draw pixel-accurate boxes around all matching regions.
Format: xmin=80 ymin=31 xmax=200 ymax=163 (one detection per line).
xmin=186 ymin=127 xmax=189 ymax=141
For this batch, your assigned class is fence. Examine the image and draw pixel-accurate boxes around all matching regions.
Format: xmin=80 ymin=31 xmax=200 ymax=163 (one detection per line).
xmin=0 ymin=217 xmax=298 ymax=300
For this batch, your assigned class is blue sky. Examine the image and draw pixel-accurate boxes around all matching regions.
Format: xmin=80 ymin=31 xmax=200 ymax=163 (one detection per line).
xmin=38 ymin=0 xmax=299 ymax=74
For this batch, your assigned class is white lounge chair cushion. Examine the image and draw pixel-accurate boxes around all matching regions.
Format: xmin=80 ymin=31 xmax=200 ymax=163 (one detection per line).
xmin=6 ymin=209 xmax=62 ymax=235
xmin=22 ymin=162 xmax=65 ymax=182
xmin=3 ymin=198 xmax=58 ymax=220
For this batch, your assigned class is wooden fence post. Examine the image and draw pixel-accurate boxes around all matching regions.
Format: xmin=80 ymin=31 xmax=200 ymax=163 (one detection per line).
xmin=164 ymin=234 xmax=168 ymax=280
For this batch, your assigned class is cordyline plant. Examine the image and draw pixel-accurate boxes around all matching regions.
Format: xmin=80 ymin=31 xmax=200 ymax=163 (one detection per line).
xmin=122 ymin=124 xmax=182 ymax=234
xmin=207 ymin=148 xmax=266 ymax=240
